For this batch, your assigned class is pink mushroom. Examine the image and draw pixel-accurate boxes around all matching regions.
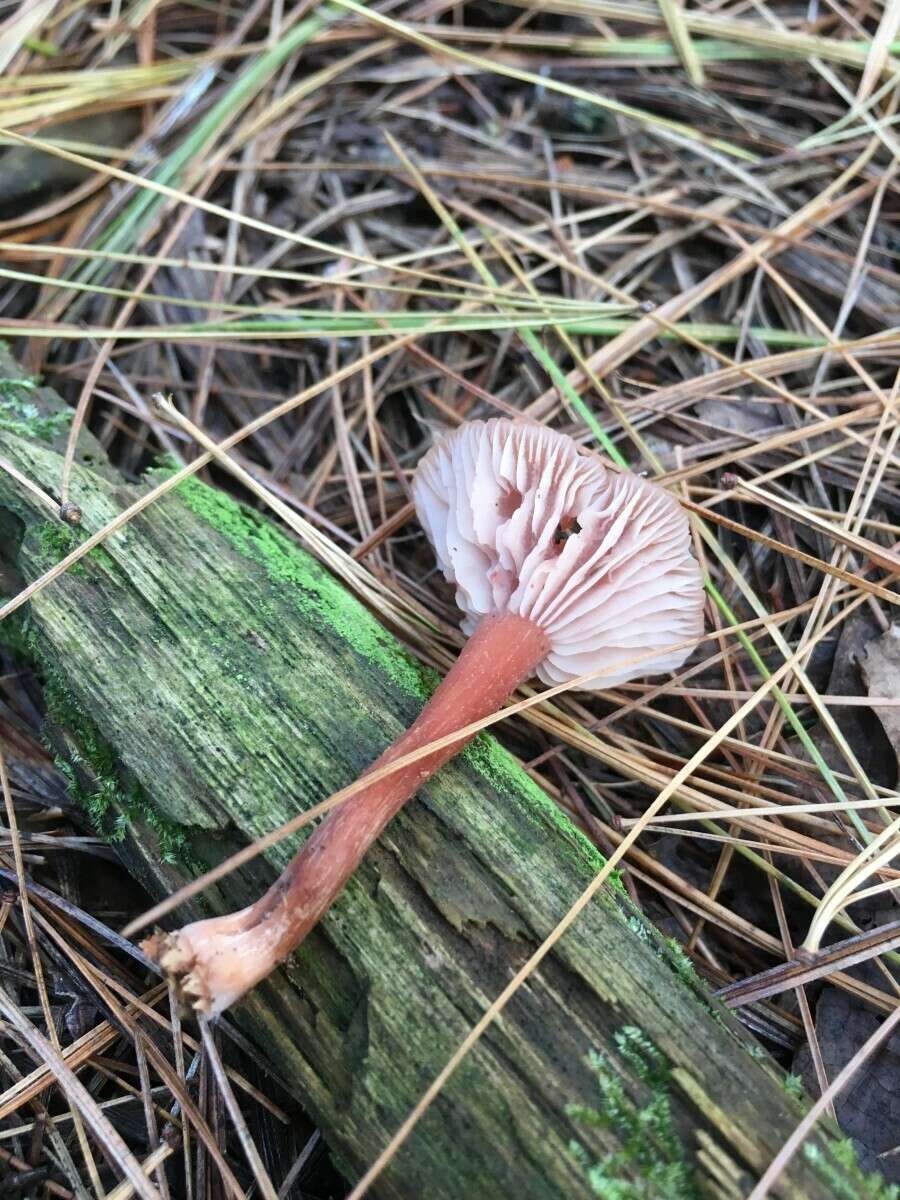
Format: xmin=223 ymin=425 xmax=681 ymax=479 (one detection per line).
xmin=146 ymin=418 xmax=704 ymax=1016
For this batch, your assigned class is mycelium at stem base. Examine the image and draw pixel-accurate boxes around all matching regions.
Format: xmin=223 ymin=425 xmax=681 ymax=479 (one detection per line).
xmin=144 ymin=611 xmax=550 ymax=1018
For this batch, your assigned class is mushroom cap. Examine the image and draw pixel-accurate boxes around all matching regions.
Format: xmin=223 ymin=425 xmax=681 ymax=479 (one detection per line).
xmin=412 ymin=418 xmax=704 ymax=688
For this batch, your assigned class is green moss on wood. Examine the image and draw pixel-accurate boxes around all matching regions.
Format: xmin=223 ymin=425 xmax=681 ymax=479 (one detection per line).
xmin=623 ymin=921 xmax=727 ymax=1027
xmin=47 ymin=694 xmax=201 ymax=869
xmin=803 ymin=1140 xmax=899 ymax=1200
xmin=36 ymin=521 xmax=88 ymax=576
xmin=568 ymin=1026 xmax=698 ymax=1199
xmin=34 ymin=520 xmax=117 ymax=577
xmin=0 ymin=376 xmax=71 ymax=444
xmin=172 ymin=473 xmax=428 ymax=697
xmin=21 ymin=624 xmax=198 ymax=869
xmin=664 ymin=938 xmax=700 ymax=986
xmin=462 ymin=734 xmax=611 ymax=878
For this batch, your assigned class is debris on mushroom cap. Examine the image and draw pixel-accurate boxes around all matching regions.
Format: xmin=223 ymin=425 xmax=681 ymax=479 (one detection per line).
xmin=412 ymin=418 xmax=704 ymax=688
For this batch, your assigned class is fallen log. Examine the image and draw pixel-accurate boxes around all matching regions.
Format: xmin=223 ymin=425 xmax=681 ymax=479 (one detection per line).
xmin=0 ymin=345 xmax=879 ymax=1198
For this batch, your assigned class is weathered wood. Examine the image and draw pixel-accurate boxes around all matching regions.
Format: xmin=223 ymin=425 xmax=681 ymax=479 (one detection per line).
xmin=0 ymin=346 xmax=883 ymax=1199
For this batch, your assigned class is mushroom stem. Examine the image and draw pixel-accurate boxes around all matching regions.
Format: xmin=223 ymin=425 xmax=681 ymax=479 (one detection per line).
xmin=145 ymin=611 xmax=549 ymax=1016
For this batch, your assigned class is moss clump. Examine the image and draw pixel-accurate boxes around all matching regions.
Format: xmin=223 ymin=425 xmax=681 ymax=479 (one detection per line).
xmin=0 ymin=377 xmax=71 ymax=444
xmin=625 ymin=923 xmax=718 ymax=1011
xmin=34 ymin=520 xmax=118 ymax=578
xmin=626 ymin=914 xmax=656 ymax=945
xmin=38 ymin=521 xmax=77 ymax=556
xmin=49 ymin=704 xmax=198 ymax=867
xmin=17 ymin=622 xmax=200 ymax=870
xmin=51 ymin=718 xmax=199 ymax=868
xmin=803 ymin=1139 xmax=899 ymax=1200
xmin=664 ymin=938 xmax=701 ymax=987
xmin=659 ymin=937 xmax=730 ymax=1034
xmin=567 ymin=1026 xmax=698 ymax=1199
xmin=36 ymin=521 xmax=88 ymax=576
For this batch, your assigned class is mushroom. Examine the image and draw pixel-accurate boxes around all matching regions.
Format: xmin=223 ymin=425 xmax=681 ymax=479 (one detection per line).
xmin=145 ymin=418 xmax=704 ymax=1016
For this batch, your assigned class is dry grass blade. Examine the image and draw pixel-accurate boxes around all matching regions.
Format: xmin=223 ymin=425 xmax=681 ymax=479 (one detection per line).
xmin=0 ymin=745 xmax=104 ymax=1193
xmin=655 ymin=0 xmax=704 ymax=84
xmin=330 ymin=0 xmax=752 ymax=158
xmin=0 ymin=128 xmax=521 ymax=294
xmin=857 ymin=0 xmax=900 ymax=102
xmin=0 ymin=331 xmax=425 ymax=625
xmin=0 ymin=0 xmax=56 ymax=74
xmin=0 ymin=454 xmax=58 ymax=514
xmin=105 ymin=1147 xmax=175 ymax=1200
xmin=198 ymin=1020 xmax=279 ymax=1200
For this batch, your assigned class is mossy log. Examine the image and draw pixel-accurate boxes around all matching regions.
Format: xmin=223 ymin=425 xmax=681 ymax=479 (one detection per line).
xmin=0 ymin=347 xmax=880 ymax=1199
